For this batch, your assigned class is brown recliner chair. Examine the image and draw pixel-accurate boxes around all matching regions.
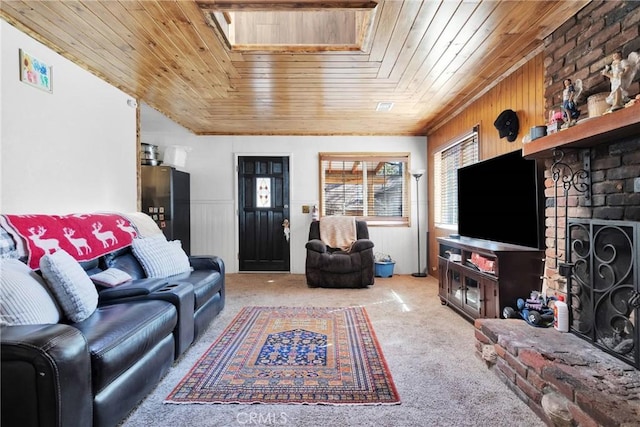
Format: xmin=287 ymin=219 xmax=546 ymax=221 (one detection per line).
xmin=305 ymin=219 xmax=375 ymax=288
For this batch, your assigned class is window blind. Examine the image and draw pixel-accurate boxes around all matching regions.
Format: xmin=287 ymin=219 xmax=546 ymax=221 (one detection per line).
xmin=319 ymin=153 xmax=410 ymax=225
xmin=434 ymin=131 xmax=478 ymax=226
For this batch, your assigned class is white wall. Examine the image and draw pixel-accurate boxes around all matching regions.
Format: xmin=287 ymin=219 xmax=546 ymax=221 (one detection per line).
xmin=0 ymin=19 xmax=137 ymax=214
xmin=141 ymin=105 xmax=428 ymax=275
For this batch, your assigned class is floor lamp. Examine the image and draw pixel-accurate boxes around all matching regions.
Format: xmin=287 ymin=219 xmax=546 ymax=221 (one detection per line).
xmin=411 ymin=170 xmax=427 ymax=277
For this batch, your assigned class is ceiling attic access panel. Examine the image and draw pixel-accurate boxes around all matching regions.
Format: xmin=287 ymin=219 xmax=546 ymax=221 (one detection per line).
xmin=199 ymin=1 xmax=379 ymax=52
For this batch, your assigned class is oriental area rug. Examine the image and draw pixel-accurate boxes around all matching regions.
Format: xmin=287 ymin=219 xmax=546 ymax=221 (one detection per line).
xmin=164 ymin=306 xmax=400 ymax=405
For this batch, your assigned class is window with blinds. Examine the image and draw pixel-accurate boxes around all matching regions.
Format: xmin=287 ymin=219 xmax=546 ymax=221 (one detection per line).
xmin=433 ymin=130 xmax=479 ymax=227
xmin=319 ymin=153 xmax=410 ymax=226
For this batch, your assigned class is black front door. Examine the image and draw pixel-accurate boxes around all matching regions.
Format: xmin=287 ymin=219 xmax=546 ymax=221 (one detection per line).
xmin=238 ymin=156 xmax=290 ymax=271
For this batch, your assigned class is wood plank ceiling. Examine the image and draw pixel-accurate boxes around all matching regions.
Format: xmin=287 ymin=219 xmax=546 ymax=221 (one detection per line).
xmin=0 ymin=0 xmax=589 ymax=136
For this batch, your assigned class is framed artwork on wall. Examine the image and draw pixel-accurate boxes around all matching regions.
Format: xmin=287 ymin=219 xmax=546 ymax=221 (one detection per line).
xmin=19 ymin=49 xmax=52 ymax=93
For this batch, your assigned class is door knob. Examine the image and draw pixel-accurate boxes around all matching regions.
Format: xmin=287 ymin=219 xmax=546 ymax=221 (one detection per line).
xmin=282 ymin=219 xmax=290 ymax=242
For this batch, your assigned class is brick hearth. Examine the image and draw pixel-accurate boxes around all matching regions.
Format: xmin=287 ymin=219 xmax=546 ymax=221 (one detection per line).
xmin=475 ymin=319 xmax=640 ymax=426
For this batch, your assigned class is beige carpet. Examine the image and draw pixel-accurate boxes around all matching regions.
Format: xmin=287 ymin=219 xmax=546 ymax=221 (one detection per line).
xmin=119 ymin=274 xmax=544 ymax=427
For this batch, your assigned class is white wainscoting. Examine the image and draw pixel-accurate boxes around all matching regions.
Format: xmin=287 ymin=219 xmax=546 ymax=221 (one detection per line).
xmin=190 ymin=200 xmax=236 ymax=271
xmin=189 ymin=202 xmax=425 ymax=275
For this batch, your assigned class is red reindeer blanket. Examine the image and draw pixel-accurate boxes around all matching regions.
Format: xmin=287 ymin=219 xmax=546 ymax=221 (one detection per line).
xmin=2 ymin=213 xmax=137 ymax=269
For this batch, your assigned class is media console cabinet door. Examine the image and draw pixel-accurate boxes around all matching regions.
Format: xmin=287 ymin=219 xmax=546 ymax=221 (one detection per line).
xmin=438 ymin=257 xmax=499 ymax=320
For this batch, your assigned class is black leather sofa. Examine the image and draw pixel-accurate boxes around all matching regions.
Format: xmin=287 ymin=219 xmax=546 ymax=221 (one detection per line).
xmin=1 ymin=246 xmax=225 ymax=427
xmin=96 ymin=247 xmax=225 ymax=356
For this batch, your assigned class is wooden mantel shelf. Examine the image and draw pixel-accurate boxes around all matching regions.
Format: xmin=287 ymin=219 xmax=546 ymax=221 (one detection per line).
xmin=522 ymin=102 xmax=640 ymax=159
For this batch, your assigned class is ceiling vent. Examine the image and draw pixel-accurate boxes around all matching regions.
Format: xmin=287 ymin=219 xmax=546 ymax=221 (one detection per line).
xmin=376 ymin=102 xmax=394 ymax=112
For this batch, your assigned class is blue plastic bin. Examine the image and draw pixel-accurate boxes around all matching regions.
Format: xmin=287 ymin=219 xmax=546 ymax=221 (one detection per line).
xmin=375 ymin=262 xmax=395 ymax=278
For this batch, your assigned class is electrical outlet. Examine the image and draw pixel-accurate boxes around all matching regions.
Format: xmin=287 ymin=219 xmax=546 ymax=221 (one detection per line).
xmin=635 ymin=177 xmax=640 ymax=193
xmin=302 ymin=205 xmax=310 ymax=213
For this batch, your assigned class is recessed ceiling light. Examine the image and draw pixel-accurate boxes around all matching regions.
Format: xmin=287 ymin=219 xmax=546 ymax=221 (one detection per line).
xmin=376 ymin=102 xmax=394 ymax=112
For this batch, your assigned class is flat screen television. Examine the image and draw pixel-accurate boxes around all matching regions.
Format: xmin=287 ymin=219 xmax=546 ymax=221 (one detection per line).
xmin=457 ymin=149 xmax=545 ymax=249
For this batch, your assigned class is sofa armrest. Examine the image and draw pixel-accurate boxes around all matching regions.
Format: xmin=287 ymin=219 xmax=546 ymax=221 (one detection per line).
xmin=1 ymin=324 xmax=93 ymax=427
xmin=189 ymin=255 xmax=225 ymax=275
xmin=97 ymin=277 xmax=169 ymax=303
xmin=305 ymin=239 xmax=327 ymax=253
xmin=351 ymin=239 xmax=375 ymax=252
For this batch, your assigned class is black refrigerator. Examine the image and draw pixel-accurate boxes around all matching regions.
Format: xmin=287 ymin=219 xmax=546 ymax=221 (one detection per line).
xmin=141 ymin=165 xmax=191 ymax=255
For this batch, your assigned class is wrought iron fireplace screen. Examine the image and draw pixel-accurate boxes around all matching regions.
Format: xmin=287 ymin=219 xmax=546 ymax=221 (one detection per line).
xmin=568 ymin=219 xmax=639 ymax=368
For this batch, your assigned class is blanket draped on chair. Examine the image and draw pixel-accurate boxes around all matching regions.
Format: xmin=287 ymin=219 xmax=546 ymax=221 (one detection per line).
xmin=319 ymin=216 xmax=357 ymax=252
xmin=2 ymin=213 xmax=137 ymax=269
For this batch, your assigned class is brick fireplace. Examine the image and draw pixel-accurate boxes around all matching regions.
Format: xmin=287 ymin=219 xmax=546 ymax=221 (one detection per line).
xmin=541 ymin=0 xmax=640 ymax=299
xmin=539 ymin=0 xmax=640 ymax=373
xmin=475 ymin=2 xmax=640 ymax=425
xmin=477 ymin=125 xmax=640 ymax=426
xmin=542 ymin=135 xmax=640 ymax=368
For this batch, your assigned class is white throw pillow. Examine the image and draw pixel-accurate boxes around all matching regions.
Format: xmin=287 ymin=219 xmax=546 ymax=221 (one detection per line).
xmin=90 ymin=267 xmax=132 ymax=287
xmin=131 ymin=234 xmax=191 ymax=278
xmin=0 ymin=259 xmax=61 ymax=325
xmin=40 ymin=249 xmax=98 ymax=323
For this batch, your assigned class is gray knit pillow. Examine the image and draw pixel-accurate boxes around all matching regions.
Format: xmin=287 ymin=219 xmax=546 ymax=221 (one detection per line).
xmin=0 ymin=259 xmax=61 ymax=325
xmin=40 ymin=249 xmax=98 ymax=323
xmin=131 ymin=234 xmax=190 ymax=278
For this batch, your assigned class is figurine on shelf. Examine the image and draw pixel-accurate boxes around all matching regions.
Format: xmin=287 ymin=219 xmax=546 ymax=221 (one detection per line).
xmin=547 ymin=109 xmax=564 ymax=135
xmin=561 ymin=78 xmax=582 ymax=127
xmin=625 ymin=93 xmax=640 ymax=108
xmin=601 ymin=51 xmax=639 ymax=113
